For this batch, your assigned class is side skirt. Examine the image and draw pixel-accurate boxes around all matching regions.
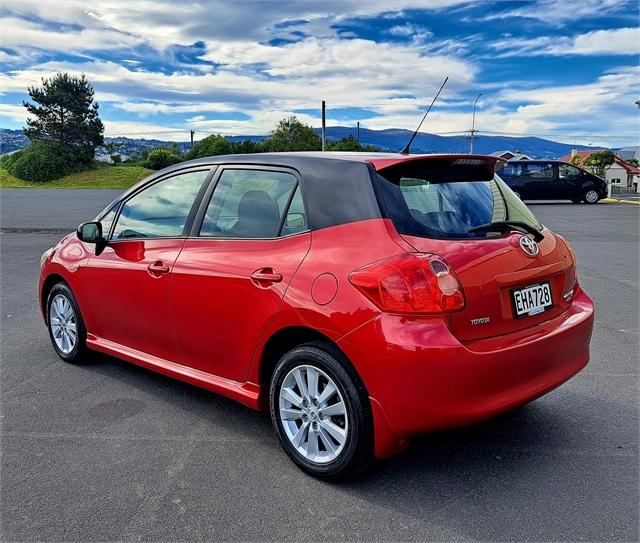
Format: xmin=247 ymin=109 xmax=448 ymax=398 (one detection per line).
xmin=86 ymin=335 xmax=263 ymax=410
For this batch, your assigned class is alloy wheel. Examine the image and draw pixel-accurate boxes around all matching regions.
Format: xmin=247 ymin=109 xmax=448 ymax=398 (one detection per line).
xmin=49 ymin=294 xmax=78 ymax=354
xmin=278 ymin=364 xmax=348 ymax=464
xmin=585 ymin=190 xmax=599 ymax=203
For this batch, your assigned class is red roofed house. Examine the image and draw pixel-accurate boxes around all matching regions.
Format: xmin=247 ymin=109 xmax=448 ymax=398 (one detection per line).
xmin=558 ymin=150 xmax=640 ymax=194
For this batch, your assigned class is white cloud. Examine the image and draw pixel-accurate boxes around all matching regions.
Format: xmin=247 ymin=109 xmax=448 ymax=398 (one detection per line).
xmin=0 ymin=103 xmax=27 ymax=124
xmin=0 ymin=0 xmax=469 ymax=53
xmin=0 ymin=34 xmax=475 ymax=115
xmin=0 ymin=15 xmax=144 ymax=55
xmin=490 ymin=27 xmax=640 ymax=57
xmin=482 ymin=0 xmax=631 ymax=24
xmin=571 ymin=27 xmax=640 ymax=55
xmin=387 ymin=23 xmax=434 ymax=45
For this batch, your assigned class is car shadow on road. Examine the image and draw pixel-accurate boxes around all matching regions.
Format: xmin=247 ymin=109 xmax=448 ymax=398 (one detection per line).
xmin=77 ymin=352 xmax=637 ymax=541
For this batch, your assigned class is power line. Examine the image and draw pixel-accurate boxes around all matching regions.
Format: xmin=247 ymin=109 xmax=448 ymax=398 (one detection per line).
xmin=475 ymin=129 xmax=638 ymax=140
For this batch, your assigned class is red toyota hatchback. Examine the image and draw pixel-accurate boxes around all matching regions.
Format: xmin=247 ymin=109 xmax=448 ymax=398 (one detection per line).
xmin=39 ymin=152 xmax=594 ymax=479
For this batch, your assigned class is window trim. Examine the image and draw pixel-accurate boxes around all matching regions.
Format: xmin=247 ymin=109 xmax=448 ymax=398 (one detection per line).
xmin=107 ymin=166 xmax=216 ymax=243
xmin=190 ymin=164 xmax=309 ymax=240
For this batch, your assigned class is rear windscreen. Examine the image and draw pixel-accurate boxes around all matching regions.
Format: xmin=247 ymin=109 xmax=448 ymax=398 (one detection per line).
xmin=376 ymin=164 xmax=542 ymax=240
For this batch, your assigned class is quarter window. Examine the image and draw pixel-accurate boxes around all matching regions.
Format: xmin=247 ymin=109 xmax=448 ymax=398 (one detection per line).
xmin=111 ymin=170 xmax=209 ymax=240
xmin=281 ymin=187 xmax=308 ymax=236
xmin=98 ymin=207 xmax=117 ymax=238
xmin=200 ymin=169 xmax=298 ymax=238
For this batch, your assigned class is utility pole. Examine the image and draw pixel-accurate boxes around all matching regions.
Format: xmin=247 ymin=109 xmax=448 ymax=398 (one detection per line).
xmin=321 ymin=101 xmax=326 ymax=151
xmin=469 ymin=93 xmax=482 ymax=154
xmin=190 ymin=130 xmax=195 ymax=149
xmin=357 ymin=121 xmax=360 ymax=145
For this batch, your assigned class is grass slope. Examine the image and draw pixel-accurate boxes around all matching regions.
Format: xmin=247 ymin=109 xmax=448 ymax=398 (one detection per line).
xmin=0 ymin=165 xmax=154 ymax=189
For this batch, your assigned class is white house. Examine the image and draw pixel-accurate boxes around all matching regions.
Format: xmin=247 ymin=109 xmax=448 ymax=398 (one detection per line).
xmin=607 ymin=159 xmax=640 ymax=193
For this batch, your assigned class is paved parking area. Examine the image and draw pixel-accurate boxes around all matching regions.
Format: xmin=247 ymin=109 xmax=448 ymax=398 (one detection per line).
xmin=0 ymin=189 xmax=121 ymax=230
xmin=1 ymin=190 xmax=638 ymax=542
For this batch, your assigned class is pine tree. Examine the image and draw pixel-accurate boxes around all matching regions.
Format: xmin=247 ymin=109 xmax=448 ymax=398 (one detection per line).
xmin=23 ymin=73 xmax=104 ymax=158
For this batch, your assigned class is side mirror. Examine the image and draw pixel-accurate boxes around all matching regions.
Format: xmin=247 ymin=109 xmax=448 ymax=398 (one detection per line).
xmin=286 ymin=213 xmax=307 ymax=229
xmin=77 ymin=222 xmax=108 ymax=255
xmin=77 ymin=221 xmax=103 ymax=243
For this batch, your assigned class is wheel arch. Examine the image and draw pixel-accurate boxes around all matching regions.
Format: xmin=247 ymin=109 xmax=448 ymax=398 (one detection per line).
xmin=257 ymin=326 xmax=368 ymax=398
xmin=40 ymin=273 xmax=67 ymax=323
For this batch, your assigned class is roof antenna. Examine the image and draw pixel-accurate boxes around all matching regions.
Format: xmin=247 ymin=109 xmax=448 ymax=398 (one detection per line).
xmin=399 ymin=76 xmax=449 ymax=155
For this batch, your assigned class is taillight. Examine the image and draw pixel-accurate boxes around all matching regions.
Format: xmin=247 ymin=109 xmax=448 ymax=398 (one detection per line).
xmin=348 ymin=253 xmax=465 ymax=314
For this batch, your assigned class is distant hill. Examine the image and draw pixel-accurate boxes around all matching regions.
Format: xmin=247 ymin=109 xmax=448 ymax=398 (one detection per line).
xmin=1 ymin=126 xmax=600 ymax=159
xmin=0 ymin=129 xmax=192 ymax=156
xmin=314 ymin=127 xmax=599 ymax=158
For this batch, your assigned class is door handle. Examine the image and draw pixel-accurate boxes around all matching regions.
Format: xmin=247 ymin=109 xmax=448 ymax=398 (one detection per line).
xmin=251 ymin=268 xmax=283 ymax=284
xmin=147 ymin=261 xmax=171 ymax=275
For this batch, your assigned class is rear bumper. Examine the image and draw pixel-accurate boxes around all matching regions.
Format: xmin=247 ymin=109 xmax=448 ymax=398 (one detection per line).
xmin=338 ymin=287 xmax=594 ymax=458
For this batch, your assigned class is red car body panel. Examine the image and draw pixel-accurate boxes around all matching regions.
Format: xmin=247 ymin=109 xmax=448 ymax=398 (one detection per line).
xmin=401 ymin=228 xmax=576 ymax=341
xmin=171 ymin=234 xmax=311 ymax=382
xmin=38 ymin=153 xmax=595 ymax=460
xmin=83 ymin=239 xmax=185 ymax=362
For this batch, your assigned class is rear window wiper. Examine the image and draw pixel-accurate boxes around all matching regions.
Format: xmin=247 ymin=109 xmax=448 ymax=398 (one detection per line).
xmin=468 ymin=221 xmax=544 ymax=242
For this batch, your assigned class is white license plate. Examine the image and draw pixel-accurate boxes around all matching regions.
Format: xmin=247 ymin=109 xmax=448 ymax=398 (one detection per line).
xmin=512 ymin=282 xmax=553 ymax=318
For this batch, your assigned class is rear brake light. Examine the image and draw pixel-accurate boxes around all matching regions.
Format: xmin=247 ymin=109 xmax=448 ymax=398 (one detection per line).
xmin=348 ymin=253 xmax=465 ymax=314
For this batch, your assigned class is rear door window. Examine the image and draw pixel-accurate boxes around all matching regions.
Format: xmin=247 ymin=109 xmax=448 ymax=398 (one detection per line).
xmin=200 ymin=168 xmax=298 ymax=238
xmin=525 ymin=163 xmax=554 ymax=179
xmin=377 ymin=165 xmax=542 ymax=240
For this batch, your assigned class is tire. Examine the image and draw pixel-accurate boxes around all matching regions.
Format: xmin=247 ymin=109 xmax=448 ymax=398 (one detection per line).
xmin=46 ymin=282 xmax=89 ymax=363
xmin=583 ymin=189 xmax=600 ymax=204
xmin=269 ymin=342 xmax=373 ymax=480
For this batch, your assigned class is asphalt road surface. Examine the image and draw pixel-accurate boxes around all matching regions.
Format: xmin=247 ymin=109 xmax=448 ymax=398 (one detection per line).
xmin=1 ymin=191 xmax=638 ymax=542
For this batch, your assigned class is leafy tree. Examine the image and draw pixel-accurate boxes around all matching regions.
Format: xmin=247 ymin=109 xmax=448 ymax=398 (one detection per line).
xmin=23 ymin=73 xmax=104 ymax=163
xmin=103 ymin=141 xmax=123 ymax=164
xmin=143 ymin=147 xmax=182 ymax=170
xmin=582 ymin=150 xmax=615 ymax=179
xmin=230 ymin=139 xmax=262 ymax=154
xmin=262 ymin=116 xmax=321 ymax=152
xmin=327 ymin=135 xmax=378 ymax=152
xmin=626 ymin=158 xmax=639 ymax=167
xmin=570 ymin=154 xmax=583 ymax=167
xmin=185 ymin=134 xmax=232 ymax=159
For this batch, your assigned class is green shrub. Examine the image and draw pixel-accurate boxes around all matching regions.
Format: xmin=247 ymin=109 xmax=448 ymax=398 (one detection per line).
xmin=2 ymin=140 xmax=85 ymax=182
xmin=143 ymin=147 xmax=183 ymax=170
xmin=0 ymin=151 xmax=21 ymax=171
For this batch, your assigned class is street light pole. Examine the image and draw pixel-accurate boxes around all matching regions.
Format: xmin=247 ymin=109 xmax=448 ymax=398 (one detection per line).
xmin=470 ymin=93 xmax=482 ymax=154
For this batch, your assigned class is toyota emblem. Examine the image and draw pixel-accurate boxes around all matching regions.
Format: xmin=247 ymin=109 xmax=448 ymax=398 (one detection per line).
xmin=519 ymin=235 xmax=539 ymax=257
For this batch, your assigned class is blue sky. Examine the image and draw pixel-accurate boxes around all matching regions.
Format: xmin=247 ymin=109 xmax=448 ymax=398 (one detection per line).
xmin=0 ymin=0 xmax=638 ymax=146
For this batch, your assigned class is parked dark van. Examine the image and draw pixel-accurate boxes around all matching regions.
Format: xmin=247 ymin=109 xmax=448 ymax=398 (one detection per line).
xmin=498 ymin=160 xmax=607 ymax=203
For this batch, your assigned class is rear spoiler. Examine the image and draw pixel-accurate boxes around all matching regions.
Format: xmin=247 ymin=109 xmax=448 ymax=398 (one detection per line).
xmin=368 ymin=154 xmax=507 ymax=173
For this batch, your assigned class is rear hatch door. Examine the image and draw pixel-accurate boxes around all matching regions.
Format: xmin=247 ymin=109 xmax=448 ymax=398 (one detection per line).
xmin=374 ymin=156 xmax=576 ymax=341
